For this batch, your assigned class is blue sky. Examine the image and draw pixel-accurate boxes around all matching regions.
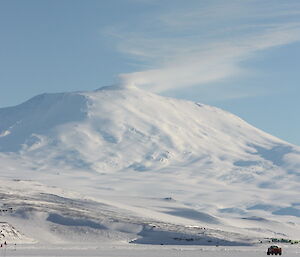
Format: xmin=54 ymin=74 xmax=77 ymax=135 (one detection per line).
xmin=1 ymin=0 xmax=300 ymax=145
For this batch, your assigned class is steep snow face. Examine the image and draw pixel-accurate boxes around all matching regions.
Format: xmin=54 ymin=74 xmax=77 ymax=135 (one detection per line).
xmin=0 ymin=85 xmax=299 ymax=175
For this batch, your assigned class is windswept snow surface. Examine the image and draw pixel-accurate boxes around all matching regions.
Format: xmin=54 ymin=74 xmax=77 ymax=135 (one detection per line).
xmin=0 ymin=85 xmax=300 ymax=249
xmin=2 ymin=245 xmax=300 ymax=257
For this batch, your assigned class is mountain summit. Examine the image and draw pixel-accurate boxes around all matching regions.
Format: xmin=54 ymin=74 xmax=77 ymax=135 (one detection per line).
xmin=0 ymin=85 xmax=299 ymax=175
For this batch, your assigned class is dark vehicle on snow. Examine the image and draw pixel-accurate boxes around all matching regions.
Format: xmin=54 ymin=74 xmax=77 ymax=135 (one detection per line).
xmin=267 ymin=245 xmax=282 ymax=255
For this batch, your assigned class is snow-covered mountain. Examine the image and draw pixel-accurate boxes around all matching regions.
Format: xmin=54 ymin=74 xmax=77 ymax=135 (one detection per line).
xmin=1 ymin=84 xmax=299 ymax=174
xmin=0 ymin=84 xmax=300 ymax=244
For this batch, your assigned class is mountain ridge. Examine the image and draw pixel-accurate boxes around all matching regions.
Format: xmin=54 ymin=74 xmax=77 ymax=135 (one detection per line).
xmin=0 ymin=85 xmax=298 ymax=173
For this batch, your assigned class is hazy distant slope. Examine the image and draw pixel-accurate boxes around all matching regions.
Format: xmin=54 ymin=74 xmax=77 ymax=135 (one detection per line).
xmin=0 ymin=92 xmax=88 ymax=152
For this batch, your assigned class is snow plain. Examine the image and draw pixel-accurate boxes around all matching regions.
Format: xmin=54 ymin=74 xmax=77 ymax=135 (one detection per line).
xmin=0 ymin=84 xmax=300 ymax=255
xmin=1 ymin=244 xmax=300 ymax=257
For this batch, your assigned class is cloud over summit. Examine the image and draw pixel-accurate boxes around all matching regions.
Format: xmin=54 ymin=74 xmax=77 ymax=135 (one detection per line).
xmin=107 ymin=0 xmax=300 ymax=93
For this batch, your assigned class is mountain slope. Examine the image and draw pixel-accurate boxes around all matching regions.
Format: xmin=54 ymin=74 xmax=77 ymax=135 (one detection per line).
xmin=0 ymin=85 xmax=298 ymax=174
xmin=0 ymin=85 xmax=300 ymax=243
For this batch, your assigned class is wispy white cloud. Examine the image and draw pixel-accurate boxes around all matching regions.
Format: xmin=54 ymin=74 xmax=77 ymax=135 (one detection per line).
xmin=107 ymin=0 xmax=300 ymax=93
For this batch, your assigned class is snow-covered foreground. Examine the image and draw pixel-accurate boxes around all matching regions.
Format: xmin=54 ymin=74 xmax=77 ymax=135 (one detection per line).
xmin=1 ymin=244 xmax=300 ymax=257
xmin=0 ymin=179 xmax=258 ymax=246
xmin=0 ymin=178 xmax=299 ymax=253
